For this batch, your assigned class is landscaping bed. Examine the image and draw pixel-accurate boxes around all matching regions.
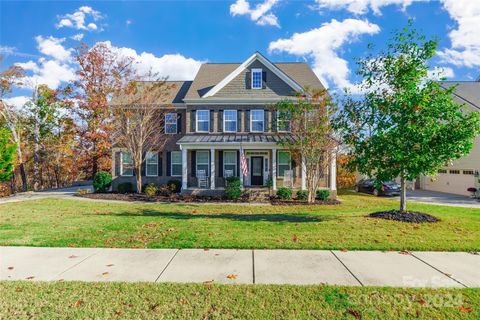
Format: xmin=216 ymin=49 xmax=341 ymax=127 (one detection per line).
xmin=271 ymin=198 xmax=341 ymax=206
xmin=369 ymin=210 xmax=441 ymax=223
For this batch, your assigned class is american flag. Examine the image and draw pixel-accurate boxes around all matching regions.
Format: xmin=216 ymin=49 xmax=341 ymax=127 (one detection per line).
xmin=240 ymin=149 xmax=248 ymax=177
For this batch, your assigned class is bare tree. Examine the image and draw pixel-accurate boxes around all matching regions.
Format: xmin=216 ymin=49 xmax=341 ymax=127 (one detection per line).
xmin=275 ymin=88 xmax=338 ymax=203
xmin=111 ymin=79 xmax=174 ymax=193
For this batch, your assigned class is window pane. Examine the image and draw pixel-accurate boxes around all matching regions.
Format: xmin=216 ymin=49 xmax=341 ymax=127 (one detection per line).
xmin=224 ymin=110 xmax=236 ymax=120
xmin=172 ymin=164 xmax=182 ymax=176
xmin=146 ymin=152 xmax=158 ymax=164
xmin=197 ymin=151 xmax=209 ymax=164
xmin=251 ymin=110 xmax=264 ymax=121
xmin=146 ymin=164 xmax=158 ymax=176
xmin=122 ymin=152 xmax=132 ymax=164
xmin=278 ymin=165 xmax=290 ymax=177
xmin=252 ymin=70 xmax=262 ymax=89
xmin=278 ymin=151 xmax=291 ymax=165
xmin=224 ymin=152 xmax=236 ymax=164
xmin=197 ymin=164 xmax=209 ymax=176
xmin=171 ymin=151 xmax=182 ymax=164
xmin=197 ymin=121 xmax=208 ymax=132
xmin=225 ymin=121 xmax=236 ymax=132
xmin=165 ymin=113 xmax=177 ymax=123
xmin=197 ymin=110 xmax=209 ymax=120
xmin=252 ymin=121 xmax=263 ymax=132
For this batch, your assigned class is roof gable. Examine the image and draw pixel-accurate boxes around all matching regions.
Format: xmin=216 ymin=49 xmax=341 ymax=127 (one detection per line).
xmin=202 ymin=52 xmax=303 ymax=98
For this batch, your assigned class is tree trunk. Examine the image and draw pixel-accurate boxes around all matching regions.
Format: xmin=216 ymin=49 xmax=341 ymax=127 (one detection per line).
xmin=400 ymin=175 xmax=407 ymax=213
xmin=135 ymin=165 xmax=142 ymax=194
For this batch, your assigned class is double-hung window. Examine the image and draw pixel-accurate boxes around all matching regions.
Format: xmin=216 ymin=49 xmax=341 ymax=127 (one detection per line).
xmin=251 ymin=68 xmax=262 ymax=89
xmin=277 ymin=151 xmax=291 ymax=177
xmin=223 ymin=110 xmax=237 ymax=132
xmin=196 ymin=110 xmax=209 ymax=132
xmin=223 ymin=151 xmax=237 ymax=177
xmin=277 ymin=111 xmax=291 ymax=132
xmin=146 ymin=152 xmax=158 ymax=176
xmin=171 ymin=151 xmax=182 ymax=177
xmin=250 ymin=109 xmax=264 ymax=132
xmin=165 ymin=113 xmax=177 ymax=134
xmin=196 ymin=151 xmax=209 ymax=177
xmin=121 ymin=152 xmax=133 ymax=176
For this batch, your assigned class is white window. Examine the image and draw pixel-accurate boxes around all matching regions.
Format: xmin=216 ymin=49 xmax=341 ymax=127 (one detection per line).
xmin=196 ymin=110 xmax=209 ymax=132
xmin=463 ymin=170 xmax=474 ymax=175
xmin=196 ymin=151 xmax=209 ymax=177
xmin=223 ymin=110 xmax=237 ymax=132
xmin=121 ymin=152 xmax=133 ymax=176
xmin=165 ymin=113 xmax=177 ymax=134
xmin=146 ymin=152 xmax=158 ymax=176
xmin=250 ymin=109 xmax=264 ymax=132
xmin=277 ymin=111 xmax=290 ymax=132
xmin=171 ymin=151 xmax=182 ymax=177
xmin=277 ymin=151 xmax=291 ymax=177
xmin=223 ymin=151 xmax=237 ymax=177
xmin=450 ymin=169 xmax=460 ymax=174
xmin=251 ymin=68 xmax=262 ymax=89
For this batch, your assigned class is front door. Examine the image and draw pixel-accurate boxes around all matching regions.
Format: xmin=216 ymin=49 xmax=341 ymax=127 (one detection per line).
xmin=250 ymin=156 xmax=264 ymax=186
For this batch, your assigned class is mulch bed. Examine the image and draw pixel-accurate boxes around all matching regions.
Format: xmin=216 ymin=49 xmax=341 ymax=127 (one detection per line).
xmin=271 ymin=199 xmax=341 ymax=206
xmin=368 ymin=210 xmax=440 ymax=223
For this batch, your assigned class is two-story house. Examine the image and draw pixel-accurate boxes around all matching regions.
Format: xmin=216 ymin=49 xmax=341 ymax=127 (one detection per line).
xmin=111 ymin=52 xmax=337 ymax=195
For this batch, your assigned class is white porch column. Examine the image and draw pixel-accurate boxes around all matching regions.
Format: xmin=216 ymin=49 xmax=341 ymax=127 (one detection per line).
xmin=271 ymin=148 xmax=277 ymax=191
xmin=210 ymin=148 xmax=215 ymax=190
xmin=181 ymin=147 xmax=188 ymax=191
xmin=239 ymin=150 xmax=244 ymax=190
xmin=301 ymin=155 xmax=306 ymax=190
xmin=329 ymin=151 xmax=337 ymax=191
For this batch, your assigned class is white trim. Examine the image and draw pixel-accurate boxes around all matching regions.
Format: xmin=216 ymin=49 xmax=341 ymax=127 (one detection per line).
xmin=250 ymin=109 xmax=264 ymax=132
xmin=223 ymin=109 xmax=237 ymax=133
xmin=145 ymin=151 xmax=158 ymax=177
xmin=184 ymin=98 xmax=297 ymax=104
xmin=170 ymin=151 xmax=182 ymax=177
xmin=196 ymin=110 xmax=210 ymax=133
xmin=276 ymin=111 xmax=291 ymax=133
xmin=165 ymin=113 xmax=178 ymax=135
xmin=251 ymin=68 xmax=262 ymax=90
xmin=202 ymin=52 xmax=303 ymax=98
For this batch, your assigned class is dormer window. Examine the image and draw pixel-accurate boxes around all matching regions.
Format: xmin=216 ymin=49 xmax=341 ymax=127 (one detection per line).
xmin=251 ymin=68 xmax=262 ymax=89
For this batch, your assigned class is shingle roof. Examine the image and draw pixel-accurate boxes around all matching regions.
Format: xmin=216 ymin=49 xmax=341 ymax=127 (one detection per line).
xmin=177 ymin=134 xmax=294 ymax=144
xmin=110 ymin=80 xmax=192 ymax=106
xmin=440 ymin=81 xmax=480 ymax=111
xmin=184 ymin=62 xmax=324 ymax=100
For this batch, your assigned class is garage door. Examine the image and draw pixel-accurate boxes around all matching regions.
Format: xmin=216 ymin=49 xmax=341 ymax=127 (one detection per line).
xmin=423 ymin=170 xmax=476 ymax=196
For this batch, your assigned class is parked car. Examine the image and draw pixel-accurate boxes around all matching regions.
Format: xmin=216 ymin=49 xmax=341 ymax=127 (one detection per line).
xmin=355 ymin=179 xmax=400 ymax=196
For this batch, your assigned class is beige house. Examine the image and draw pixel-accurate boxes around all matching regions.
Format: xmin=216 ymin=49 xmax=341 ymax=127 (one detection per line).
xmin=418 ymin=81 xmax=480 ymax=196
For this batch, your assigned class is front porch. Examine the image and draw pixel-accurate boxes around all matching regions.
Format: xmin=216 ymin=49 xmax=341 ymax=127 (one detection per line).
xmin=177 ymin=135 xmax=336 ymax=193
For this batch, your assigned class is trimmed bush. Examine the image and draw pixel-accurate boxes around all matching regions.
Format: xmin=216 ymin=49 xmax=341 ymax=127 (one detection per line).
xmin=225 ymin=176 xmax=242 ymax=200
xmin=277 ymin=187 xmax=293 ymax=200
xmin=143 ymin=183 xmax=158 ymax=196
xmin=117 ymin=182 xmax=133 ymax=193
xmin=92 ymin=171 xmax=112 ymax=193
xmin=167 ymin=179 xmax=182 ymax=193
xmin=316 ymin=189 xmax=331 ymax=201
xmin=296 ymin=190 xmax=308 ymax=201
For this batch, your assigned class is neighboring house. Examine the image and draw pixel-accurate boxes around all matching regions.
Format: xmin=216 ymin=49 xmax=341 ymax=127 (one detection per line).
xmin=417 ymin=81 xmax=480 ymax=196
xmin=111 ymin=52 xmax=337 ymax=195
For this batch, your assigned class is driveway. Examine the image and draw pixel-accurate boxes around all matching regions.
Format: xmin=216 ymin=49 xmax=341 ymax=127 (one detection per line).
xmin=392 ymin=190 xmax=480 ymax=208
xmin=0 ymin=185 xmax=93 ymax=204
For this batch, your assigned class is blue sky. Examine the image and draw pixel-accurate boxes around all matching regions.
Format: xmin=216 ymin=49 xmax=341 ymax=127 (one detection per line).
xmin=1 ymin=0 xmax=479 ymax=105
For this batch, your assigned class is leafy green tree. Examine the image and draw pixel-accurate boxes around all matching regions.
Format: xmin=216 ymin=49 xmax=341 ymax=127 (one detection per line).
xmin=0 ymin=128 xmax=16 ymax=182
xmin=336 ymin=25 xmax=480 ymax=213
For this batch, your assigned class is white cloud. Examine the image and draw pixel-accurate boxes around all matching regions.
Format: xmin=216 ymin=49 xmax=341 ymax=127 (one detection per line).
xmin=314 ymin=0 xmax=416 ymax=15
xmin=18 ymin=59 xmax=76 ymax=89
xmin=427 ymin=66 xmax=455 ymax=80
xmin=438 ymin=0 xmax=480 ymax=68
xmin=35 ymin=36 xmax=71 ymax=62
xmin=230 ymin=0 xmax=280 ymax=27
xmin=100 ymin=41 xmax=204 ymax=80
xmin=56 ymin=6 xmax=103 ymax=31
xmin=71 ymin=33 xmax=84 ymax=41
xmin=268 ymin=18 xmax=380 ymax=90
xmin=3 ymin=96 xmax=29 ymax=109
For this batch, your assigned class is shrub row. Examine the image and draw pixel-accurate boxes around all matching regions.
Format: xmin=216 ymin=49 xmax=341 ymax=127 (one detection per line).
xmin=276 ymin=187 xmax=331 ymax=201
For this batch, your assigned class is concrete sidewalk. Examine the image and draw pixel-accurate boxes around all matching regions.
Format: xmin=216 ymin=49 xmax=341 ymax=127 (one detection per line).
xmin=1 ymin=247 xmax=479 ymax=288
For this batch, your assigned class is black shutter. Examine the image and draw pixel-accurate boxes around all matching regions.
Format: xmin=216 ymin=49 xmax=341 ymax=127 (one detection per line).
xmin=158 ymin=152 xmax=163 ymax=176
xmin=264 ymin=110 xmax=269 ymax=132
xmin=218 ymin=110 xmax=223 ymax=133
xmin=291 ymin=158 xmax=296 ymax=178
xmin=191 ymin=151 xmax=196 ymax=177
xmin=141 ymin=152 xmax=146 ymax=176
xmin=166 ymin=152 xmax=171 ymax=176
xmin=115 ymin=152 xmax=121 ymax=176
xmin=177 ymin=113 xmax=182 ymax=134
xmin=210 ymin=110 xmax=214 ymax=132
xmin=236 ymin=150 xmax=240 ymax=176
xmin=272 ymin=110 xmax=277 ymax=132
xmin=262 ymin=71 xmax=267 ymax=89
xmin=190 ymin=110 xmax=196 ymax=132
xmin=245 ymin=71 xmax=251 ymax=89
xmin=245 ymin=110 xmax=250 ymax=132
xmin=237 ymin=110 xmax=242 ymax=132
xmin=219 ymin=151 xmax=224 ymax=178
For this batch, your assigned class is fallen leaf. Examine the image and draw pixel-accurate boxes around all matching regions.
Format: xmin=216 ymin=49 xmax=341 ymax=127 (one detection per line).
xmin=25 ymin=276 xmax=34 ymax=280
xmin=15 ymin=288 xmax=23 ymax=292
xmin=179 ymin=298 xmax=188 ymax=305
xmin=227 ymin=274 xmax=237 ymax=279
xmin=417 ymin=298 xmax=426 ymax=306
xmin=106 ymin=264 xmax=114 ymax=267
xmin=191 ymin=291 xmax=200 ymax=296
xmin=203 ymin=280 xmax=214 ymax=284
xmin=292 ymin=234 xmax=299 ymax=242
xmin=204 ymin=248 xmax=209 ymax=251
xmin=459 ymin=306 xmax=473 ymax=313
xmin=102 ymin=272 xmax=109 ymax=276
xmin=346 ymin=308 xmax=362 ymax=319
xmin=7 ymin=267 xmax=13 ymax=270
xmin=167 ymin=228 xmax=174 ymax=231
xmin=68 ymin=244 xmax=77 ymax=247
xmin=341 ymin=248 xmax=348 ymax=252
xmin=74 ymin=300 xmax=83 ymax=308
xmin=69 ymin=255 xmax=78 ymax=259
xmin=399 ymin=250 xmax=410 ymax=255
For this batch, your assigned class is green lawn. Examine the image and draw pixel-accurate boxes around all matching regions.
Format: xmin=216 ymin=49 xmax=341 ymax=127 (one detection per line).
xmin=1 ymin=281 xmax=479 ymax=319
xmin=0 ymin=191 xmax=479 ymax=251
